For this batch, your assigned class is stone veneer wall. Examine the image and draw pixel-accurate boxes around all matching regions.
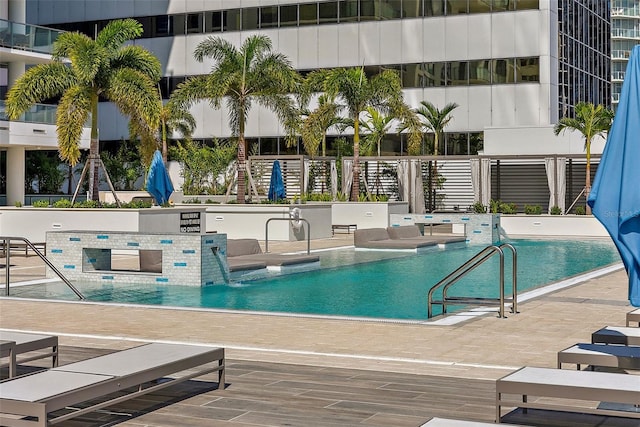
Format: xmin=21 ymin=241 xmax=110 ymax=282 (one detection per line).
xmin=388 ymin=213 xmax=500 ymax=245
xmin=46 ymin=231 xmax=227 ymax=286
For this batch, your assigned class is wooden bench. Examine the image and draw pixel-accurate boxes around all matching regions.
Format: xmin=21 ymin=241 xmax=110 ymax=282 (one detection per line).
xmin=496 ymin=366 xmax=640 ymax=421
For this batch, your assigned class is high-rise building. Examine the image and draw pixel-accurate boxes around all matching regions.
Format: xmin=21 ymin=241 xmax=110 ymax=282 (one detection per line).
xmin=1 ymin=1 xmax=613 ymax=204
xmin=610 ymin=0 xmax=640 ymax=111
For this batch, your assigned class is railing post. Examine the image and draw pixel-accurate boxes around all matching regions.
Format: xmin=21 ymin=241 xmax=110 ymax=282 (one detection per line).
xmin=4 ymin=238 xmax=9 ymax=296
xmin=498 ymin=248 xmax=505 ymax=318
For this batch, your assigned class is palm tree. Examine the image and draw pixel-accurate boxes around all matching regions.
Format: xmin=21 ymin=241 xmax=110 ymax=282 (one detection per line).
xmin=306 ymin=67 xmax=419 ymax=201
xmin=415 ymin=101 xmax=459 ymax=157
xmin=360 ymin=106 xmax=393 ymax=157
xmin=5 ymin=19 xmax=162 ymax=201
xmin=300 ymin=94 xmax=348 ymax=158
xmin=170 ymin=35 xmax=300 ymax=203
xmin=130 ymin=87 xmax=196 ymax=167
xmin=554 ymin=102 xmax=613 ymax=214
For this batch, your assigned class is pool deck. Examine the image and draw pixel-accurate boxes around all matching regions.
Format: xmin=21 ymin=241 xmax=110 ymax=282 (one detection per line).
xmin=1 ymin=234 xmax=638 ymax=426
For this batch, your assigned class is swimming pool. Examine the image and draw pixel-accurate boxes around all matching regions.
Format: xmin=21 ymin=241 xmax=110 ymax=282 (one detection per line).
xmin=8 ymin=238 xmax=621 ymax=320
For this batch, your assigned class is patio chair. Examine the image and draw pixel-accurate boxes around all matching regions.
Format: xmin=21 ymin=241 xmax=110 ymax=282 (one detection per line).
xmin=627 ymin=308 xmax=640 ymax=327
xmin=557 ymin=342 xmax=640 ymax=370
xmin=496 ymin=366 xmax=640 ymax=421
xmin=0 ymin=342 xmax=225 ymax=426
xmin=0 ymin=330 xmax=58 ymax=379
xmin=592 ymin=325 xmax=640 ymax=346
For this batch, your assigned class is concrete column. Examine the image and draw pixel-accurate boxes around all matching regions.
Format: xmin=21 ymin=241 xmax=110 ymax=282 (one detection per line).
xmin=8 ymin=61 xmax=26 ymax=87
xmin=8 ymin=0 xmax=25 ymax=22
xmin=6 ymin=145 xmax=25 ymax=206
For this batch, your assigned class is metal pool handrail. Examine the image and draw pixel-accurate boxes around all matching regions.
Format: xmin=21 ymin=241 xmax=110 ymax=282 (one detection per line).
xmin=427 ymin=243 xmax=517 ymax=318
xmin=1 ymin=236 xmax=85 ymax=300
xmin=264 ymin=217 xmax=311 ymax=254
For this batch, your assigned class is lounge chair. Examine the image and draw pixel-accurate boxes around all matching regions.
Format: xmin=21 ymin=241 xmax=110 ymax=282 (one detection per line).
xmin=627 ymin=308 xmax=640 ymax=327
xmin=0 ymin=342 xmax=225 ymax=426
xmin=421 ymin=417 xmax=531 ymax=426
xmin=354 ymin=227 xmax=438 ymax=251
xmin=557 ymin=343 xmax=640 ymax=370
xmin=496 ymin=366 xmax=640 ymax=421
xmin=0 ymin=331 xmax=58 ymax=379
xmin=592 ymin=325 xmax=640 ymax=346
xmin=226 ymin=238 xmax=320 ymax=271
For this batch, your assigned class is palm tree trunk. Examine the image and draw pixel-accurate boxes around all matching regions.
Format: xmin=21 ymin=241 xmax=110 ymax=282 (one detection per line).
xmin=89 ymin=95 xmax=100 ymax=201
xmin=585 ymin=139 xmax=592 ymax=215
xmin=351 ymin=119 xmax=360 ymax=201
xmin=161 ymin=118 xmax=168 ymax=164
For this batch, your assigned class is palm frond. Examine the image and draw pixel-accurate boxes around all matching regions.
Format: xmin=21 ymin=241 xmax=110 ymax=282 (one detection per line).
xmin=56 ymin=86 xmax=91 ymax=165
xmin=112 ymin=45 xmax=162 ymax=81
xmin=5 ymin=63 xmax=76 ymax=119
xmin=96 ymin=19 xmax=144 ymax=52
xmin=106 ymin=68 xmax=161 ymax=128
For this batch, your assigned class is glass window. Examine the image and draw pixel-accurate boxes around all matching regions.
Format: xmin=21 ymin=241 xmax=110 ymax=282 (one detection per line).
xmin=299 ymin=3 xmax=318 ymax=26
xmin=360 ymin=0 xmax=377 ymax=21
xmin=223 ymin=9 xmax=241 ymax=32
xmin=448 ymin=0 xmax=468 ymax=14
xmin=280 ymin=4 xmax=298 ymax=27
xmin=469 ymin=60 xmax=491 ymax=85
xmin=403 ymin=0 xmax=424 ymax=18
xmin=171 ymin=15 xmax=186 ymax=35
xmin=260 ymin=6 xmax=278 ymax=28
xmin=339 ymin=0 xmax=359 ymax=22
xmin=186 ymin=13 xmax=203 ymax=34
xmin=467 ymin=0 xmax=490 ymax=14
xmin=445 ymin=133 xmax=468 ymax=155
xmin=152 ymin=15 xmax=173 ymax=37
xmin=243 ymin=7 xmax=259 ymax=30
xmin=259 ymin=138 xmax=280 ymax=155
xmin=491 ymin=58 xmax=514 ymax=83
xmin=469 ymin=132 xmax=484 ymax=155
xmin=319 ymin=1 xmax=338 ymax=24
xmin=447 ymin=61 xmax=468 ymax=86
xmin=205 ymin=11 xmax=222 ymax=32
xmin=425 ymin=62 xmax=447 ymax=87
xmin=492 ymin=0 xmax=515 ymax=12
xmin=403 ymin=63 xmax=426 ymax=88
xmin=516 ymin=57 xmax=539 ymax=82
xmin=424 ymin=0 xmax=445 ymax=16
xmin=516 ymin=0 xmax=538 ymax=10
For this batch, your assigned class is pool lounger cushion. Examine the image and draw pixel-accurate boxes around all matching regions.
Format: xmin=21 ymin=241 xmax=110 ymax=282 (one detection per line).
xmin=557 ymin=342 xmax=640 ymax=370
xmin=354 ymin=226 xmax=463 ymax=250
xmin=226 ymin=238 xmax=320 ymax=268
xmin=592 ymin=325 xmax=640 ymax=346
xmin=496 ymin=366 xmax=640 ymax=421
xmin=421 ymin=417 xmax=531 ymax=426
xmin=627 ymin=308 xmax=640 ymax=327
xmin=0 ymin=330 xmax=58 ymax=379
xmin=0 ymin=342 xmax=225 ymax=427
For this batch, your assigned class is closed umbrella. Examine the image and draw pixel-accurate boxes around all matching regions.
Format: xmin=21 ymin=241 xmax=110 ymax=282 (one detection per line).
xmin=588 ymin=45 xmax=640 ymax=307
xmin=268 ymin=160 xmax=286 ymax=202
xmin=146 ymin=150 xmax=174 ymax=205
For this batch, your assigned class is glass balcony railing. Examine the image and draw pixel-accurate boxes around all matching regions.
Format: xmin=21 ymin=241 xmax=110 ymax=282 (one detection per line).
xmin=611 ymin=28 xmax=640 ymax=39
xmin=1 ymin=100 xmax=58 ymax=124
xmin=0 ymin=19 xmax=64 ymax=54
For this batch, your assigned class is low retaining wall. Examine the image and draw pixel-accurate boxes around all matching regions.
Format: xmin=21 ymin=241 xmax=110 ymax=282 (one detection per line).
xmin=389 ymin=213 xmax=500 ymax=245
xmin=46 ymin=230 xmax=227 ymax=286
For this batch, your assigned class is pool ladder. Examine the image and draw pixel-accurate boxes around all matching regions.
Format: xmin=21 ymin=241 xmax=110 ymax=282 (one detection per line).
xmin=1 ymin=236 xmax=85 ymax=300
xmin=427 ymin=243 xmax=517 ymax=319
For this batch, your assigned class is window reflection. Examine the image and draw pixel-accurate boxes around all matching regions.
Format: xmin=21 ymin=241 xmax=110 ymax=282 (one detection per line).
xmin=204 ymin=11 xmax=222 ymax=32
xmin=243 ymin=7 xmax=259 ymax=30
xmin=299 ymin=3 xmax=318 ymax=25
xmin=319 ymin=2 xmax=338 ymax=24
xmin=339 ymin=0 xmax=359 ymax=22
xmin=425 ymin=0 xmax=446 ymax=16
xmin=447 ymin=61 xmax=468 ymax=86
xmin=445 ymin=133 xmax=468 ymax=155
xmin=223 ymin=9 xmax=241 ymax=32
xmin=280 ymin=5 xmax=298 ymax=27
xmin=516 ymin=57 xmax=539 ymax=82
xmin=448 ymin=0 xmax=468 ymax=15
xmin=260 ymin=6 xmax=278 ymax=28
xmin=403 ymin=0 xmax=424 ymax=17
xmin=469 ymin=60 xmax=491 ymax=85
xmin=186 ymin=13 xmax=203 ymax=34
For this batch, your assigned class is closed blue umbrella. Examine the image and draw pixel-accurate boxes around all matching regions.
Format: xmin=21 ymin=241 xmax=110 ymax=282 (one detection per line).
xmin=147 ymin=150 xmax=174 ymax=205
xmin=268 ymin=160 xmax=286 ymax=202
xmin=588 ymin=45 xmax=640 ymax=307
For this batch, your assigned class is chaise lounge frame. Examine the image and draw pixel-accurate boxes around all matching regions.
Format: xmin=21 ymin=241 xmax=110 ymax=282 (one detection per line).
xmin=0 ymin=331 xmax=58 ymax=379
xmin=496 ymin=366 xmax=640 ymax=422
xmin=0 ymin=342 xmax=225 ymax=426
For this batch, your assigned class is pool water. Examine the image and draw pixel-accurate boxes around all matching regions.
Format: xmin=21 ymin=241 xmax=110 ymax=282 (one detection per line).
xmin=9 ymin=239 xmax=620 ymax=320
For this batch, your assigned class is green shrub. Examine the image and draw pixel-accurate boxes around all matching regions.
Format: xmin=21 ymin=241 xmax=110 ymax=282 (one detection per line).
xmin=32 ymin=199 xmax=50 ymax=208
xmin=53 ymin=199 xmax=72 ymax=208
xmin=14 ymin=201 xmax=23 ymax=207
xmin=489 ymin=199 xmax=500 ymax=214
xmin=205 ymin=199 xmax=220 ymax=204
xmin=472 ymin=201 xmax=487 ymax=213
xmin=550 ymin=205 xmax=562 ymax=215
xmin=524 ymin=205 xmax=542 ymax=215
xmin=73 ymin=200 xmax=99 ymax=208
xmin=499 ymin=202 xmax=517 ymax=214
xmin=575 ymin=206 xmax=586 ymax=215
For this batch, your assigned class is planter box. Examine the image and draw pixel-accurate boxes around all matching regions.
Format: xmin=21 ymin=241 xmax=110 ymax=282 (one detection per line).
xmin=332 ymin=202 xmax=408 ymax=230
xmin=500 ymin=215 xmax=608 ymax=237
xmin=0 ymin=207 xmax=208 ymax=244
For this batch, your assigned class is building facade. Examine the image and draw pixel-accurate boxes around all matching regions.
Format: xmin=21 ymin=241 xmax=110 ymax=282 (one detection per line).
xmin=610 ymin=0 xmax=640 ymax=111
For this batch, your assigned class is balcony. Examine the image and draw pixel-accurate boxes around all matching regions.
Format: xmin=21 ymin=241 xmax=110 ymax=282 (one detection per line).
xmin=611 ymin=28 xmax=640 ymax=39
xmin=0 ymin=19 xmax=63 ymax=54
xmin=611 ymin=49 xmax=631 ymax=60
xmin=1 ymin=101 xmax=58 ymax=125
